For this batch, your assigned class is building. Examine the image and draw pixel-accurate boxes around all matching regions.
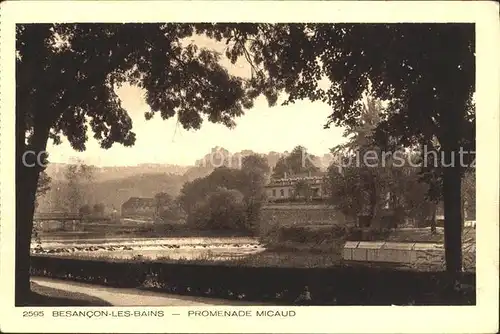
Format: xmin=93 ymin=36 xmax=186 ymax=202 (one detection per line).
xmin=264 ymin=171 xmax=328 ymax=202
xmin=121 ymin=197 xmax=156 ymax=218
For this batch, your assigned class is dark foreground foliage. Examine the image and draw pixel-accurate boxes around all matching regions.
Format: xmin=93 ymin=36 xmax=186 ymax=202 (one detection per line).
xmin=30 ymin=256 xmax=475 ymax=306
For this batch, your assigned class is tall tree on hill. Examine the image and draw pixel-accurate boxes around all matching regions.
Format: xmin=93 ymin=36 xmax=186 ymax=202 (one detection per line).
xmin=201 ymin=23 xmax=475 ymax=279
xmin=271 ymin=145 xmax=320 ymax=179
xmin=15 ymin=23 xmax=258 ymax=304
xmin=332 ymin=96 xmax=382 ymax=157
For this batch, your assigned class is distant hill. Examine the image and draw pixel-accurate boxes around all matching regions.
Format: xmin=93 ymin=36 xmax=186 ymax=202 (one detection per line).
xmin=37 ymin=147 xmax=331 ymax=213
xmin=37 ymin=173 xmax=183 ymax=212
xmin=45 ymin=163 xmax=191 ymax=182
xmin=37 ymin=166 xmax=219 ymax=212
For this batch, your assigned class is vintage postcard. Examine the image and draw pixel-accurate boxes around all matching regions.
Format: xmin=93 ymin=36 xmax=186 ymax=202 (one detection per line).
xmin=0 ymin=0 xmax=499 ymax=333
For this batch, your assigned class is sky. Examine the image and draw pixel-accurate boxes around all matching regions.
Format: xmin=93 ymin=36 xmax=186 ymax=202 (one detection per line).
xmin=46 ymin=35 xmax=347 ymax=167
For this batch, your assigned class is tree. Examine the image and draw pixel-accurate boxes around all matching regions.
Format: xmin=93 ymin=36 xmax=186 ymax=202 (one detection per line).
xmin=325 ymin=97 xmax=441 ymax=229
xmin=240 ymin=154 xmax=270 ymax=231
xmin=35 ymin=171 xmax=51 ymax=209
xmin=54 ymin=162 xmax=95 ymax=213
xmin=271 ymin=145 xmax=320 ymax=179
xmin=179 ymin=161 xmax=268 ymax=233
xmin=332 ymin=96 xmax=382 ymax=156
xmin=330 ymin=96 xmax=386 ymax=223
xmin=293 ymin=180 xmax=313 ymax=201
xmin=241 ymin=154 xmax=270 ymax=178
xmin=462 ymin=171 xmax=475 ymax=220
xmin=207 ymin=23 xmax=474 ymax=278
xmin=187 ymin=187 xmax=247 ymax=230
xmin=16 ymin=23 xmax=257 ymax=304
xmin=154 ymin=192 xmax=184 ymax=222
xmin=325 ymin=165 xmax=364 ymax=219
xmin=63 ymin=164 xmax=83 ymax=213
xmin=34 ymin=153 xmax=52 ymax=210
xmin=92 ymin=203 xmax=105 ymax=216
xmin=79 ymin=204 xmax=91 ymax=216
xmin=154 ymin=192 xmax=173 ymax=215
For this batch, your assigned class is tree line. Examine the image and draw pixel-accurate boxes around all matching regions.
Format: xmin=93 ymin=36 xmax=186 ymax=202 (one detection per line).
xmin=153 ymin=154 xmax=270 ymax=234
xmin=35 ymin=159 xmax=108 ymax=216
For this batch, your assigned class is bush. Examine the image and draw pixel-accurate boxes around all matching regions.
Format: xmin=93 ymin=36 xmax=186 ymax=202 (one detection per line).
xmin=261 ymin=224 xmax=393 ymax=246
xmin=187 ymin=187 xmax=249 ymax=231
xmin=30 ymin=255 xmax=475 ymax=305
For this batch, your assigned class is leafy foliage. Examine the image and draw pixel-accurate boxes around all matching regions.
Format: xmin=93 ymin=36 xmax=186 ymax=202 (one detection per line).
xmin=240 ymin=155 xmax=271 ymax=227
xmin=153 ymin=192 xmax=185 ymax=222
xmin=271 ymin=145 xmax=320 ymax=179
xmin=17 ymin=24 xmax=259 ymax=152
xmin=205 ymin=23 xmax=475 ymax=174
xmin=187 ymin=187 xmax=247 ymax=230
xmin=79 ymin=204 xmax=91 ymax=216
xmin=55 ymin=163 xmax=95 ymax=213
xmin=461 ymin=172 xmax=476 ymax=220
xmin=34 ymin=153 xmax=52 ymax=210
xmin=325 ymin=96 xmax=440 ymax=227
xmin=292 ymin=180 xmax=313 ymax=201
xmin=36 ymin=171 xmax=52 ymax=202
xmin=179 ymin=154 xmax=269 ymax=232
xmin=16 ymin=23 xmax=270 ymax=302
xmin=92 ymin=203 xmax=105 ymax=215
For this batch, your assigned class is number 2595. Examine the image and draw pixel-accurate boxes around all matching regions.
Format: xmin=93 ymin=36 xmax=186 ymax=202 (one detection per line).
xmin=23 ymin=310 xmax=44 ymax=317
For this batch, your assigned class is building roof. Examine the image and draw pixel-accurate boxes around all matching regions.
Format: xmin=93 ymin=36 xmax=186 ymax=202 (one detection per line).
xmin=122 ymin=197 xmax=156 ymax=208
xmin=265 ymin=173 xmax=326 ymax=188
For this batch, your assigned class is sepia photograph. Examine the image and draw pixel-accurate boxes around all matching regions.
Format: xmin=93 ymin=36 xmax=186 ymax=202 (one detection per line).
xmin=1 ymin=1 xmax=498 ymax=333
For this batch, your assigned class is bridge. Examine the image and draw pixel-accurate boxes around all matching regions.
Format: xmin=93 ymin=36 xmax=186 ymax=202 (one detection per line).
xmin=33 ymin=212 xmax=112 ymax=222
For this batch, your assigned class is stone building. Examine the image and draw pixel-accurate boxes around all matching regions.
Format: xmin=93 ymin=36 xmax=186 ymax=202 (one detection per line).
xmin=121 ymin=197 xmax=156 ymax=218
xmin=264 ymin=171 xmax=328 ymax=202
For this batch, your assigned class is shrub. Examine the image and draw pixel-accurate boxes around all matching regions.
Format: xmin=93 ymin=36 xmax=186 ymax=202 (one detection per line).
xmin=261 ymin=224 xmax=394 ymax=248
xmin=187 ymin=187 xmax=249 ymax=231
xmin=30 ymin=255 xmax=475 ymax=305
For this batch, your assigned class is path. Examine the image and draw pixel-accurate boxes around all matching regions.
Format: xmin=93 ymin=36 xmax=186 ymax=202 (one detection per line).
xmin=32 ymin=277 xmax=266 ymax=306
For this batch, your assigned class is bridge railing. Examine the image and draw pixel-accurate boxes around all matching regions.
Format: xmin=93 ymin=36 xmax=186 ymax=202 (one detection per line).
xmin=34 ymin=213 xmax=112 ymax=221
xmin=34 ymin=213 xmax=82 ymax=220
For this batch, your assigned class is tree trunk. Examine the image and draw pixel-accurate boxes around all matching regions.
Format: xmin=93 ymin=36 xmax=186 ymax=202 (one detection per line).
xmin=15 ymin=121 xmax=50 ymax=306
xmin=369 ymin=173 xmax=377 ymax=227
xmin=430 ymin=203 xmax=437 ymax=234
xmin=438 ymin=90 xmax=467 ymax=286
xmin=442 ymin=162 xmax=462 ymax=278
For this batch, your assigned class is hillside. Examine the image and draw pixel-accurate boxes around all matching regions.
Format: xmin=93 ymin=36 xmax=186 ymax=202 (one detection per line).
xmin=45 ymin=163 xmax=191 ymax=182
xmin=37 ymin=173 xmax=181 ymax=212
xmin=37 ymin=146 xmax=332 ymax=213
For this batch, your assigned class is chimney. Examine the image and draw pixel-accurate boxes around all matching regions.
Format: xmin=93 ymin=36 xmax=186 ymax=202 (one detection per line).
xmin=284 ymin=172 xmax=287 ymax=179
xmin=308 ymin=170 xmax=311 ymax=177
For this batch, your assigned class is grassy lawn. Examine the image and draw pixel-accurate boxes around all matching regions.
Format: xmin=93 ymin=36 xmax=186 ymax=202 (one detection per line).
xmin=385 ymin=227 xmax=476 ymax=243
xmin=26 ymin=282 xmax=112 ymax=306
